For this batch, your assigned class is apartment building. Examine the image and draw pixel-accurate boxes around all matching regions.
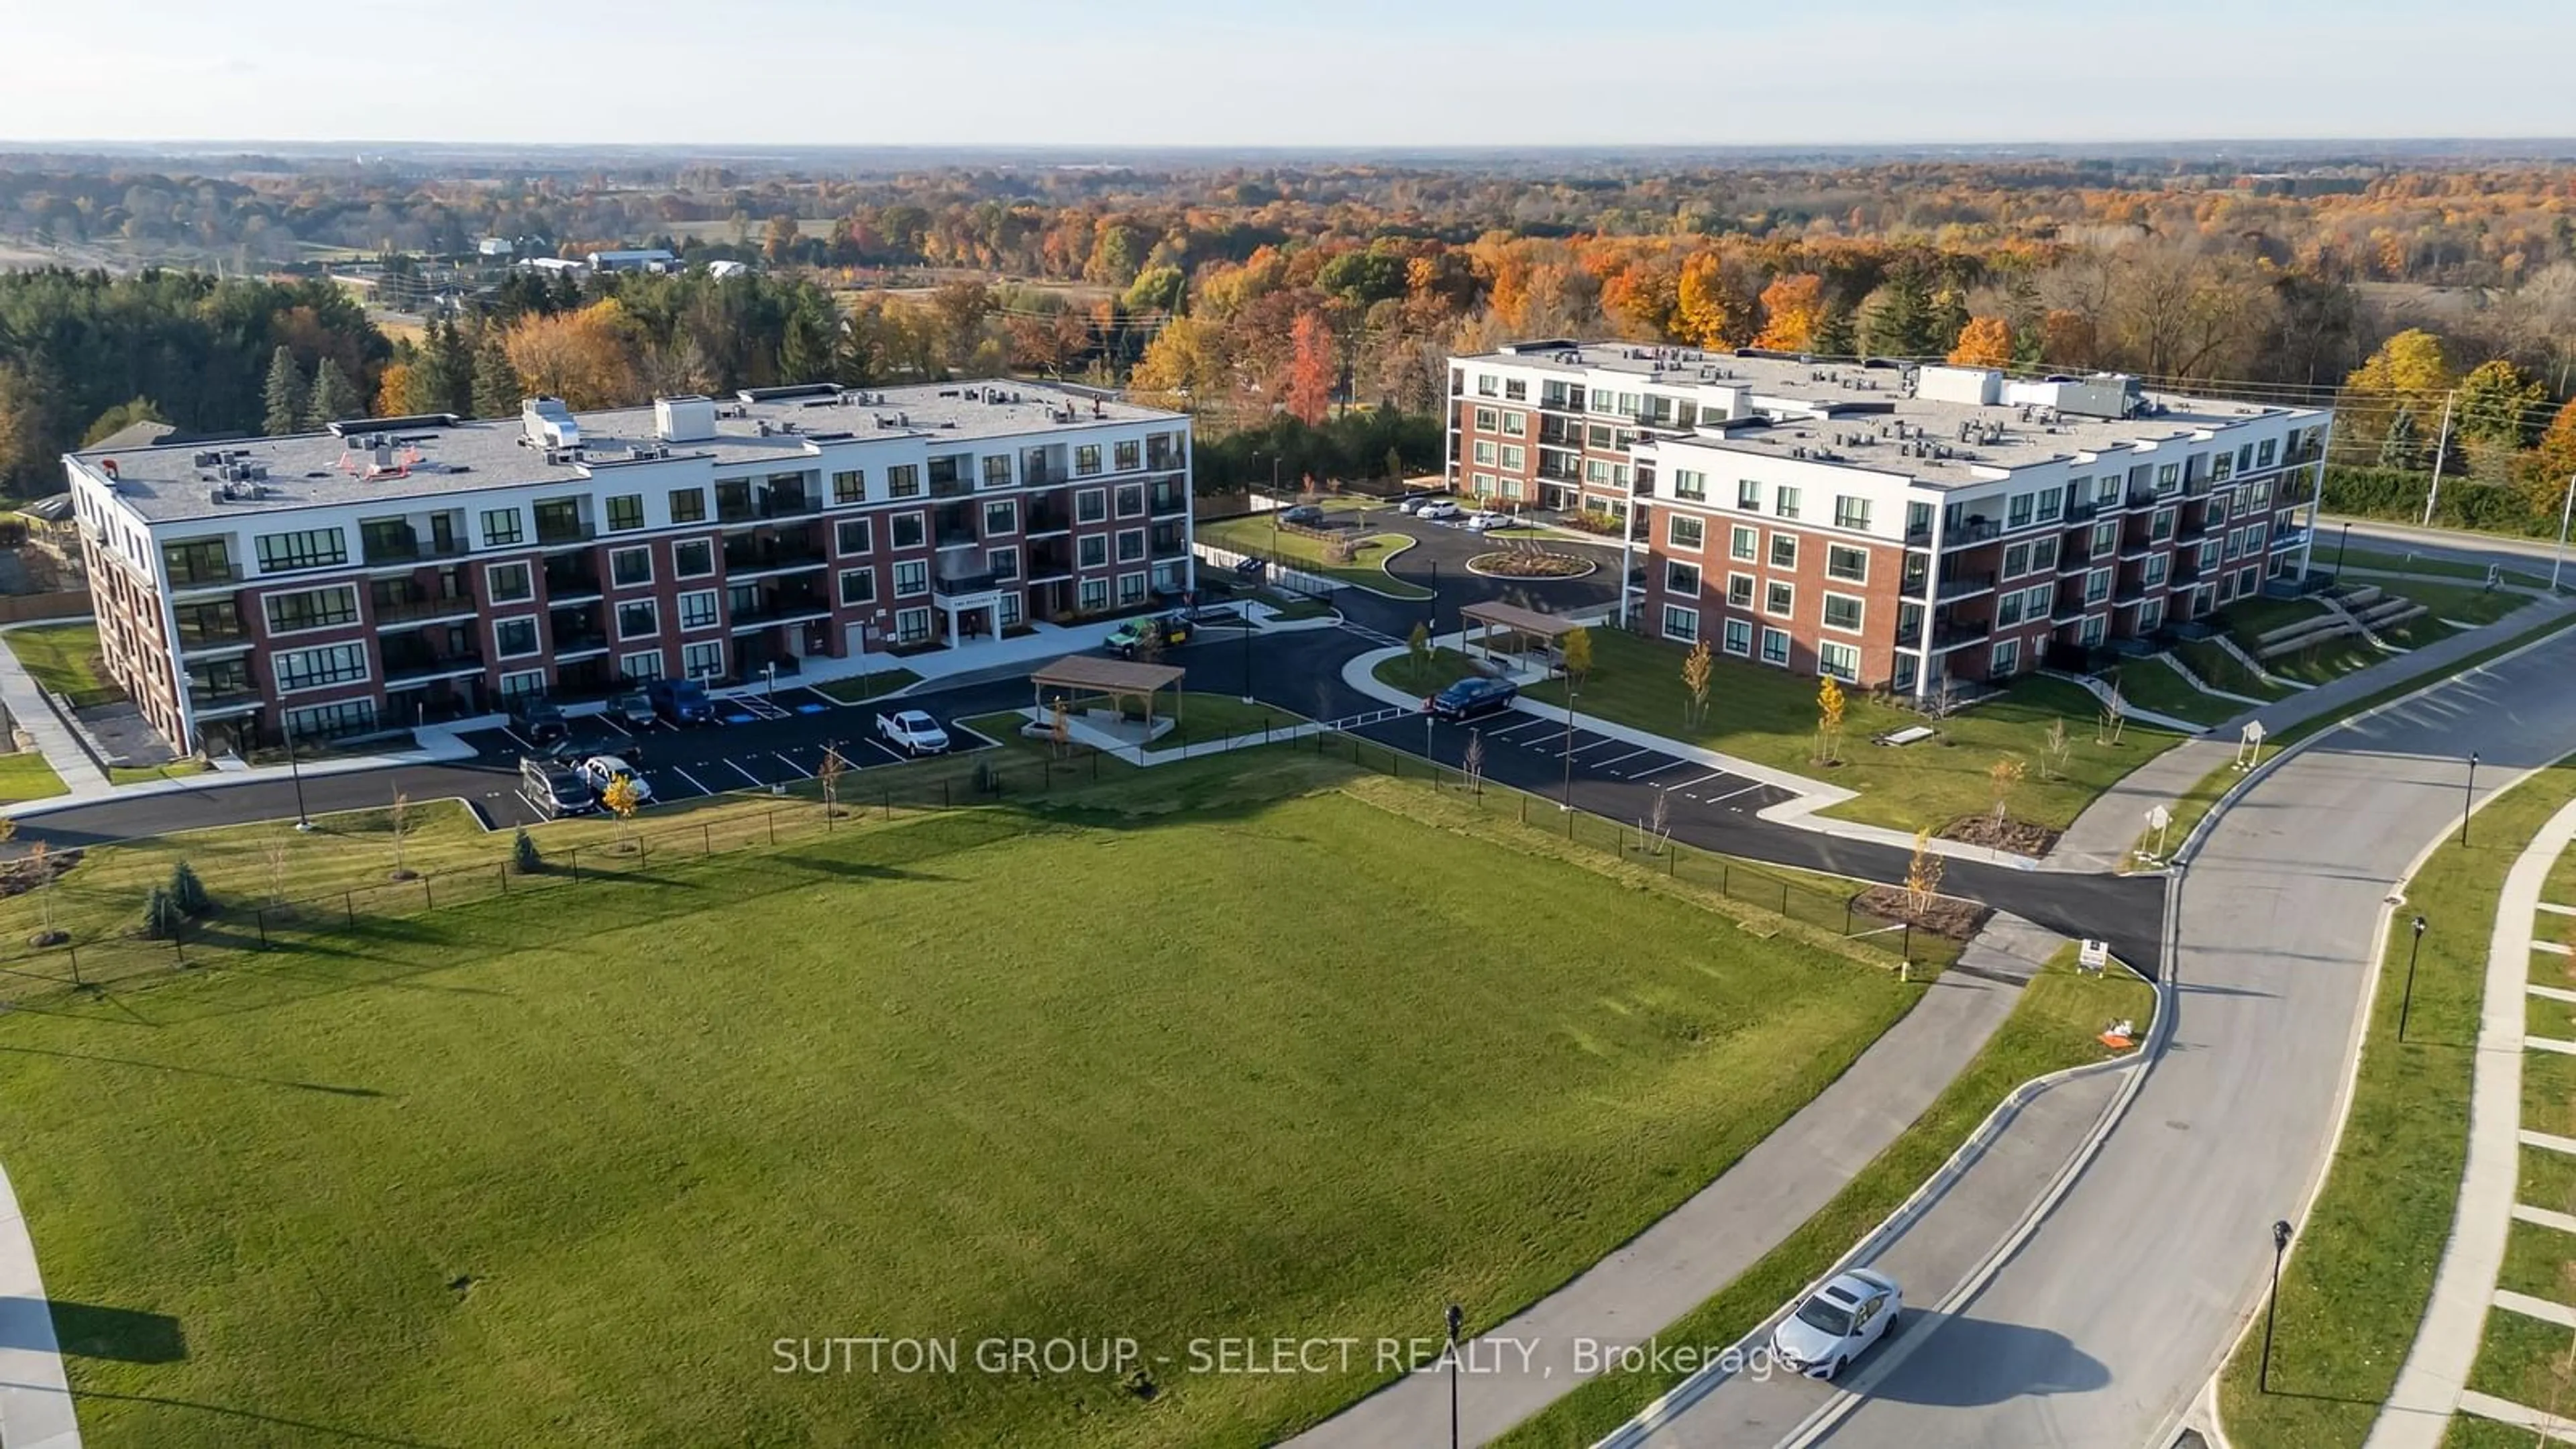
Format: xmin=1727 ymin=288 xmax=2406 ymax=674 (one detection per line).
xmin=65 ymin=382 xmax=1194 ymax=753
xmin=1447 ymin=343 xmax=2329 ymax=696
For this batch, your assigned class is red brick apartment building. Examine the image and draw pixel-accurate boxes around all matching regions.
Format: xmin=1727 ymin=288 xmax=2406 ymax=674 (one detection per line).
xmin=1446 ymin=343 xmax=2328 ymax=696
xmin=64 ymin=383 xmax=1194 ymax=753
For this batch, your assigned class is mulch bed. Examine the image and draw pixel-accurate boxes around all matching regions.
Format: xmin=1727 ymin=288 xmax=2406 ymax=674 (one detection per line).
xmin=1936 ymin=814 xmax=2061 ymax=855
xmin=1470 ymin=551 xmax=1591 ymax=578
xmin=0 ymin=848 xmax=80 ymax=898
xmin=1855 ymin=885 xmax=1989 ymax=941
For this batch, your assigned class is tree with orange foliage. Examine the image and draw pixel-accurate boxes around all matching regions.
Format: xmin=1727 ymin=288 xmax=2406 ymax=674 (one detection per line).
xmin=502 ymin=301 xmax=642 ymax=410
xmin=374 ymin=361 xmax=415 ymax=418
xmin=2037 ymin=309 xmax=2096 ymax=368
xmin=1285 ymin=311 xmax=1336 ymax=425
xmin=2518 ymin=398 xmax=2576 ymax=508
xmin=1674 ymin=253 xmax=1751 ymax=350
xmin=1947 ymin=317 xmax=2015 ymax=368
xmin=1752 ymin=273 xmax=1826 ymax=352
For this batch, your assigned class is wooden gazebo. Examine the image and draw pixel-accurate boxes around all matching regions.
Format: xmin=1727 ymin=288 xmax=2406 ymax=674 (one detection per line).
xmin=1459 ymin=600 xmax=1581 ymax=665
xmin=1028 ymin=654 xmax=1187 ymax=733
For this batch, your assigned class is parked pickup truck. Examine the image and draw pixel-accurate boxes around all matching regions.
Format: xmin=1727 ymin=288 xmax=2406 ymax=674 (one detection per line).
xmin=875 ymin=708 xmax=950 ymax=756
xmin=1106 ymin=613 xmax=1191 ymax=658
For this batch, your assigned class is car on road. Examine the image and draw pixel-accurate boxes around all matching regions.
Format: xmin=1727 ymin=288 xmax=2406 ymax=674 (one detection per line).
xmin=519 ymin=757 xmax=598 ymax=818
xmin=573 ymin=754 xmax=653 ymax=805
xmin=1416 ymin=500 xmax=1463 ymax=521
xmin=1771 ymin=1269 xmax=1901 ymax=1380
xmin=876 ymin=708 xmax=951 ymax=756
xmin=608 ymin=689 xmax=657 ymax=729
xmin=1424 ymin=676 xmax=1518 ymax=720
xmin=647 ymin=678 xmax=714 ymax=725
xmin=1106 ymin=613 xmax=1192 ymax=657
xmin=511 ymin=698 xmax=569 ymax=746
xmin=1279 ymin=504 xmax=1326 ymax=525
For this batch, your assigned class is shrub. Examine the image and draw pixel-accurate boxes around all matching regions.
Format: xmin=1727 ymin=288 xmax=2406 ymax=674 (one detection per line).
xmin=971 ymin=760 xmax=998 ymax=796
xmin=167 ymin=859 xmax=211 ymax=916
xmin=512 ymin=828 xmax=544 ymax=875
xmin=140 ymin=885 xmax=182 ymax=940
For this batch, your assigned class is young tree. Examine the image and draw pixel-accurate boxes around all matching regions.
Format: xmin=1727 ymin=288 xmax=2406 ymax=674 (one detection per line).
xmin=262 ymin=830 xmax=292 ymax=906
xmin=1815 ymin=676 xmax=1847 ymax=765
xmin=2099 ymin=683 xmax=2129 ymax=745
xmin=1682 ymin=637 xmax=1713 ymax=729
xmin=386 ymin=790 xmax=413 ymax=878
xmin=167 ymin=859 xmax=211 ymax=916
xmin=511 ymin=827 xmax=543 ymax=875
xmin=601 ymin=773 xmax=643 ymax=851
xmin=23 ymin=840 xmax=56 ymax=941
xmin=142 ymin=884 xmax=182 ymax=941
xmin=262 ymin=345 xmax=307 ymax=435
xmin=1560 ymin=625 xmax=1594 ymax=690
xmin=2041 ymin=717 xmax=2074 ymax=782
xmin=1462 ymin=729 xmax=1485 ymax=796
xmin=818 ymin=746 xmax=847 ymax=818
xmin=1989 ymin=757 xmax=2027 ymax=829
xmin=1407 ymin=619 xmax=1432 ymax=686
xmin=307 ymin=358 xmax=358 ymax=429
xmin=1902 ymin=827 xmax=1946 ymax=964
xmin=1647 ymin=785 xmax=1670 ymax=855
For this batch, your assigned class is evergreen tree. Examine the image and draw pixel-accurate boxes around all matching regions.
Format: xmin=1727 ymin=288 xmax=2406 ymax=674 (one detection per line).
xmin=512 ymin=827 xmax=543 ymax=874
xmin=1857 ymin=270 xmax=1935 ymax=358
xmin=471 ymin=331 xmax=520 ymax=419
xmin=140 ymin=885 xmax=181 ymax=941
xmin=429 ymin=317 xmax=474 ymax=415
xmin=307 ymin=358 xmax=358 ymax=428
xmin=1813 ymin=303 xmax=1857 ymax=359
xmin=168 ymin=859 xmax=211 ymax=916
xmin=262 ymin=345 xmax=307 ymax=435
xmin=2378 ymin=407 xmax=2420 ymax=470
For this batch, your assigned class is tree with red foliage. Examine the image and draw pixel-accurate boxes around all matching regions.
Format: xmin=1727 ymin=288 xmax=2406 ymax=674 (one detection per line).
xmin=1285 ymin=311 xmax=1336 ymax=425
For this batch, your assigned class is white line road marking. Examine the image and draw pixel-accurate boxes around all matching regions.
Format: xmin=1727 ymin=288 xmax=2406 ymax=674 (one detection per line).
xmin=727 ymin=759 xmax=765 ymax=787
xmin=773 ymin=751 xmax=812 ymax=777
xmin=1627 ymin=758 xmax=1693 ymax=782
xmin=1593 ymin=747 xmax=1655 ymax=770
xmin=1569 ymin=737 xmax=1629 ymax=755
xmin=1703 ymin=782 xmax=1767 ymax=806
xmin=1672 ymin=772 xmax=1724 ymax=791
xmin=498 ymin=727 xmax=533 ymax=752
xmin=595 ymin=716 xmax=632 ymax=737
xmin=673 ymin=766 xmax=713 ymax=796
xmin=1487 ymin=718 xmax=1549 ymax=739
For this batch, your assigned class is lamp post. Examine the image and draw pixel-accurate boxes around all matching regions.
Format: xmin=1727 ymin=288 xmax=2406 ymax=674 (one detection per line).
xmin=1559 ymin=680 xmax=1579 ymax=812
xmin=282 ymin=713 xmax=313 ymax=833
xmin=1239 ymin=601 xmax=1255 ymax=704
xmin=2260 ymin=1218 xmax=2293 ymax=1391
xmin=2555 ymin=472 xmax=2576 ymax=592
xmin=764 ymin=661 xmax=777 ymax=704
xmin=1446 ymin=1302 xmax=1464 ymax=1449
xmin=2463 ymin=751 xmax=2479 ymax=846
xmin=2332 ymin=520 xmax=2353 ymax=578
xmin=2400 ymin=914 xmax=2426 ymax=1042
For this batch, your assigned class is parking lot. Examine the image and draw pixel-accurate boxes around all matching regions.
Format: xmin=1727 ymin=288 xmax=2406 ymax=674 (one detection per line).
xmin=1395 ymin=706 xmax=1796 ymax=816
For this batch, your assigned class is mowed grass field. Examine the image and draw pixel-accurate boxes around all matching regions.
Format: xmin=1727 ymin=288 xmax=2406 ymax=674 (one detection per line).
xmin=0 ymin=754 xmax=1909 ymax=1447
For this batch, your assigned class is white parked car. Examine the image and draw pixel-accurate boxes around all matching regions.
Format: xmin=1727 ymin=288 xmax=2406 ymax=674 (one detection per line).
xmin=576 ymin=755 xmax=654 ymax=804
xmin=876 ymin=708 xmax=951 ymax=756
xmin=1771 ymin=1269 xmax=1901 ymax=1379
xmin=1397 ymin=494 xmax=1436 ymax=515
xmin=1417 ymin=500 xmax=1464 ymax=521
xmin=1466 ymin=510 xmax=1513 ymax=531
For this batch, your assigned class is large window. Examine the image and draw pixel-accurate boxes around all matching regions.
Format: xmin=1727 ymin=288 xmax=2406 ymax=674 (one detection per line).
xmin=1665 ymin=561 xmax=1701 ymax=596
xmin=1990 ymin=639 xmax=2022 ymax=678
xmin=1774 ymin=486 xmax=1801 ymax=521
xmin=669 ymin=488 xmax=707 ymax=524
xmin=1827 ymin=545 xmax=1868 ymax=583
xmin=2007 ymin=493 xmax=2034 ymax=528
xmin=1818 ymin=640 xmax=1859 ymax=682
xmin=605 ymin=494 xmax=645 ymax=532
xmin=274 ymin=641 xmax=369 ymax=692
xmin=1765 ymin=581 xmax=1794 ymax=618
xmin=1118 ymin=572 xmax=1148 ymax=606
xmin=887 ymin=464 xmax=922 ymax=498
xmin=1668 ymin=515 xmax=1705 ymax=550
xmin=286 ymin=699 xmax=378 ymax=739
xmin=532 ymin=498 xmax=584 ymax=543
xmin=494 ymin=617 xmax=539 ymax=657
xmin=1730 ymin=525 xmax=1758 ymax=561
xmin=1672 ymin=469 xmax=1707 ymax=501
xmin=1114 ymin=439 xmax=1142 ymax=472
xmin=1662 ymin=605 xmax=1700 ymax=643
xmin=1079 ymin=535 xmax=1107 ymax=569
xmin=1833 ymin=496 xmax=1870 ymax=530
xmin=679 ymin=590 xmax=720 ymax=630
xmin=837 ymin=518 xmax=872 ymax=556
xmin=674 ymin=539 xmax=714 ymax=578
xmin=610 ymin=547 xmax=652 ymax=588
xmin=1769 ymin=533 xmax=1797 ymax=570
xmin=1077 ymin=579 xmax=1109 ymax=613
xmin=482 ymin=508 xmax=524 ymax=547
xmin=984 ymin=499 xmax=1018 ymax=536
xmin=162 ymin=539 xmax=235 ymax=585
xmin=838 ymin=568 xmax=876 ymax=607
xmin=983 ymin=453 xmax=1014 ymax=488
xmin=486 ymin=561 xmax=533 ymax=604
xmin=1737 ymin=478 xmax=1762 ymax=511
xmin=890 ymin=513 xmax=925 ymax=549
xmin=254 ymin=528 xmax=347 ymax=574
xmin=616 ymin=600 xmax=659 ymax=639
xmin=1115 ymin=484 xmax=1145 ymax=519
xmin=1727 ymin=573 xmax=1755 ymax=608
xmin=1076 ymin=444 xmax=1104 ymax=477
xmin=1723 ymin=618 xmax=1753 ymax=657
xmin=1821 ymin=593 xmax=1864 ymax=632
xmin=621 ymin=650 xmax=664 ymax=683
xmin=832 ymin=470 xmax=864 ymax=504
xmin=682 ymin=641 xmax=724 ymax=680
xmin=264 ymin=584 xmax=358 ymax=634
xmin=894 ymin=560 xmax=928 ymax=597
xmin=1760 ymin=627 xmax=1791 ymax=666
xmin=1116 ymin=529 xmax=1145 ymax=564
xmin=1076 ymin=489 xmax=1108 ymax=524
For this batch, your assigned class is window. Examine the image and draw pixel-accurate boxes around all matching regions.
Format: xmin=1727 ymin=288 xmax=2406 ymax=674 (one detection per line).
xmin=1474 ymin=406 xmax=1498 ymax=431
xmin=2035 ymin=487 xmax=2063 ymax=523
xmin=1723 ymin=619 xmax=1754 ymax=656
xmin=983 ymin=545 xmax=1018 ymax=582
xmin=1076 ymin=489 xmax=1107 ymax=524
xmin=894 ymin=559 xmax=928 ymax=597
xmin=1727 ymin=573 xmax=1755 ymax=607
xmin=2150 ymin=508 xmax=2176 ymax=543
xmin=498 ymin=670 xmax=545 ymax=704
xmin=832 ymin=470 xmax=863 ymax=504
xmin=255 ymin=527 xmax=347 ymax=573
xmin=1666 ymin=561 xmax=1701 ymax=596
xmin=1818 ymin=640 xmax=1859 ymax=682
xmin=616 ymin=600 xmax=659 ymax=639
xmin=1737 ymin=478 xmax=1762 ymax=511
xmin=673 ymin=639 xmax=720 ymax=680
xmin=2143 ymin=554 xmax=2169 ymax=586
xmin=162 ymin=539 xmax=235 ymax=584
xmin=1114 ymin=439 xmax=1142 ymax=472
xmin=1998 ymin=590 xmax=2025 ymax=627
xmin=1662 ymin=605 xmax=1700 ymax=643
xmin=2257 ymin=439 xmax=2277 ymax=468
xmin=1672 ymin=469 xmax=1707 ymax=501
xmin=835 ymin=518 xmax=871 ymax=556
xmin=482 ymin=508 xmax=524 ymax=547
xmin=620 ymin=650 xmax=664 ymax=684
xmin=1472 ymin=439 xmax=1497 ymax=466
xmin=891 ymin=513 xmax=925 ymax=549
xmin=887 ymin=464 xmax=921 ymax=498
xmin=1827 ymin=545 xmax=1868 ymax=583
xmin=1503 ymin=378 xmax=1527 ymax=402
xmin=610 ymin=547 xmax=652 ymax=588
xmin=2007 ymin=493 xmax=2034 ymax=529
xmin=1774 ymin=486 xmax=1801 ymax=520
xmin=532 ymin=498 xmax=584 ymax=541
xmin=2155 ymin=464 xmax=2180 ymax=494
xmin=2085 ymin=568 xmax=2111 ymax=604
xmin=2210 ymin=451 xmax=2233 ymax=482
xmin=494 ymin=617 xmax=539 ymax=657
xmin=674 ymin=539 xmax=714 ymax=578
xmin=1765 ymin=580 xmax=1794 ymax=617
xmin=679 ymin=590 xmax=720 ymax=630
xmin=2139 ymin=598 xmax=2166 ymax=631
xmin=669 ymin=488 xmax=707 ymax=523
xmin=1832 ymin=496 xmax=1871 ymax=531
xmin=266 ymin=584 xmax=359 ymax=633
xmin=285 ymin=699 xmax=377 ymax=739
xmin=1822 ymin=593 xmax=1864 ymax=632
xmin=999 ymin=592 xmax=1023 ymax=627
xmin=1668 ymin=515 xmax=1705 ymax=550
xmin=837 ymin=568 xmax=875 ymax=607
xmin=984 ymin=499 xmax=1017 ymax=536
xmin=2004 ymin=543 xmax=2031 ymax=578
xmin=2025 ymin=584 xmax=2054 ymax=619
xmin=1730 ymin=525 xmax=1758 ymax=561
xmin=2031 ymin=535 xmax=2060 ymax=572
xmin=1115 ymin=484 xmax=1145 ymax=519
xmin=1769 ymin=533 xmax=1798 ymax=570
xmin=1077 ymin=579 xmax=1109 ymax=612
xmin=1076 ymin=444 xmax=1103 ymax=476
xmin=927 ymin=453 xmax=969 ymax=492
xmin=605 ymin=494 xmax=645 ymax=532
xmin=983 ymin=454 xmax=1014 ymax=488
xmin=2249 ymin=520 xmax=2269 ymax=550
xmin=1499 ymin=445 xmax=1524 ymax=472
xmin=1118 ymin=572 xmax=1148 ymax=606
xmin=1116 ymin=529 xmax=1145 ymax=564
xmin=1760 ymin=627 xmax=1791 ymax=666
xmin=1079 ymin=535 xmax=1107 ymax=569
xmin=2082 ymin=615 xmax=2106 ymax=647
xmin=1990 ymin=639 xmax=2021 ymax=678
xmin=2091 ymin=519 xmax=2119 ymax=555
xmin=2251 ymin=478 xmax=2271 ymax=506
xmin=273 ymin=641 xmax=369 ymax=692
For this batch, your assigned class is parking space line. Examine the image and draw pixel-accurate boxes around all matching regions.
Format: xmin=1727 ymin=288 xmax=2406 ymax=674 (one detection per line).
xmin=772 ymin=751 xmax=812 ymax=779
xmin=497 ymin=727 xmax=533 ymax=753
xmin=594 ymin=716 xmax=632 ymax=737
xmin=673 ymin=766 xmax=714 ymax=796
xmin=1672 ymin=771 xmax=1724 ymax=791
xmin=725 ymin=759 xmax=765 ymax=788
xmin=1703 ymin=782 xmax=1767 ymax=806
xmin=1487 ymin=718 xmax=1549 ymax=739
xmin=1594 ymin=747 xmax=1656 ymax=771
xmin=1568 ymin=736 xmax=1629 ymax=756
xmin=1628 ymin=757 xmax=1694 ymax=782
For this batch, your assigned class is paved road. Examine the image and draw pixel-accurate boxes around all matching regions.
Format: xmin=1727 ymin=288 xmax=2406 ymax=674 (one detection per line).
xmin=2320 ymin=515 xmax=2575 ymax=580
xmin=1811 ymin=621 xmax=2576 ymax=1449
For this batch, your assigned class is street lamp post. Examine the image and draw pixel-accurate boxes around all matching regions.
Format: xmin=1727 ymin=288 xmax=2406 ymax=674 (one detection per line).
xmin=2463 ymin=751 xmax=2480 ymax=845
xmin=2333 ymin=520 xmax=2353 ymax=578
xmin=764 ymin=661 xmax=777 ymax=704
xmin=282 ymin=714 xmax=312 ymax=832
xmin=2555 ymin=472 xmax=2576 ymax=592
xmin=1446 ymin=1303 xmax=1464 ymax=1449
xmin=2400 ymin=914 xmax=2427 ymax=1042
xmin=2260 ymin=1218 xmax=2293 ymax=1391
xmin=1559 ymin=680 xmax=1578 ymax=812
xmin=1239 ymin=603 xmax=1254 ymax=704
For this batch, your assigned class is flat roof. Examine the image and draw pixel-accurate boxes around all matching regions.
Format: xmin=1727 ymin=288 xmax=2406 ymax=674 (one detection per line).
xmin=1461 ymin=600 xmax=1581 ymax=639
xmin=1460 ymin=343 xmax=2324 ymax=488
xmin=74 ymin=380 xmax=1184 ymax=525
xmin=1029 ymin=655 xmax=1185 ymax=696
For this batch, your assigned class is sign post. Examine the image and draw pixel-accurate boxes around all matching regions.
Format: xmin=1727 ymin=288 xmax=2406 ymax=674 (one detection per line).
xmin=2236 ymin=718 xmax=2268 ymax=773
xmin=2147 ymin=804 xmax=2171 ymax=862
xmin=2078 ymin=938 xmax=2110 ymax=977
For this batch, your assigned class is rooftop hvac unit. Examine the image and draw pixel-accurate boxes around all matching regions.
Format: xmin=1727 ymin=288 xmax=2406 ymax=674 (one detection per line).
xmin=521 ymin=396 xmax=582 ymax=450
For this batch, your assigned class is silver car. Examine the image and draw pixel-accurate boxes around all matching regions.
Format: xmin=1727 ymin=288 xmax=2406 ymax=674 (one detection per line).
xmin=1770 ymin=1269 xmax=1901 ymax=1379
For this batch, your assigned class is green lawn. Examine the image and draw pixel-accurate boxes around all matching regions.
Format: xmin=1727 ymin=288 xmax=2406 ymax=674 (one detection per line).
xmin=2223 ymin=596 xmax=2332 ymax=648
xmin=2527 ymin=1144 xmax=2576 ymax=1217
xmin=104 ymin=758 xmax=211 ymax=789
xmin=1198 ymin=514 xmax=1435 ymax=600
xmin=2102 ymin=657 xmax=2234 ymax=728
xmin=2174 ymin=637 xmax=2290 ymax=700
xmin=1523 ymin=629 xmax=2186 ymax=835
xmin=2497 ymin=1216 xmax=2576 ymax=1304
xmin=2465 ymin=1307 xmax=2576 ymax=1417
xmin=2390 ymin=580 xmax=2530 ymax=629
xmin=1142 ymin=692 xmax=1303 ymax=751
xmin=0 ymin=753 xmax=1911 ymax=1448
xmin=0 ymin=749 xmax=66 ymax=803
xmin=2337 ymin=544 xmax=2552 ymax=590
xmin=5 ymin=622 xmax=121 ymax=708
xmin=814 ymin=665 xmax=923 ymax=703
xmin=1499 ymin=947 xmax=2156 ymax=1446
xmin=1373 ymin=646 xmax=1492 ymax=698
xmin=2221 ymin=758 xmax=2576 ymax=1447
xmin=2443 ymin=1408 xmax=2563 ymax=1448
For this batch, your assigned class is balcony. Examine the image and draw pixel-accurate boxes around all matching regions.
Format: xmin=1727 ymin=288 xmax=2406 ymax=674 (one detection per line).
xmin=723 ymin=536 xmax=828 ymax=576
xmin=373 ymin=592 xmax=478 ymax=627
xmin=189 ymin=684 xmax=262 ymax=715
xmin=1026 ymin=546 xmax=1074 ymax=580
xmin=926 ymin=475 xmax=975 ymax=500
xmin=543 ymin=564 xmax=603 ymax=600
xmin=168 ymin=561 xmax=248 ymax=592
xmin=362 ymin=533 xmax=470 ymax=568
xmin=1149 ymin=527 xmax=1189 ymax=559
xmin=383 ymin=652 xmax=485 ymax=685
xmin=1935 ymin=571 xmax=1996 ymax=602
xmin=1908 ymin=518 xmax=2002 ymax=549
xmin=2062 ymin=498 xmax=2101 ymax=523
xmin=176 ymin=620 xmax=252 ymax=652
xmin=1150 ymin=484 xmax=1188 ymax=516
xmin=535 ymin=519 xmax=595 ymax=548
xmin=1895 ymin=616 xmax=1994 ymax=650
xmin=933 ymin=569 xmax=1002 ymax=598
xmin=2271 ymin=529 xmax=2311 ymax=552
xmin=729 ymin=597 xmax=833 ymax=629
xmin=1025 ymin=507 xmax=1072 ymax=535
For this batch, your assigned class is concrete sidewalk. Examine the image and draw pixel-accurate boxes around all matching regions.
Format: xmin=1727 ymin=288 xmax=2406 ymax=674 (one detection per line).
xmin=1289 ymin=930 xmax=2035 ymax=1447
xmin=2365 ymin=796 xmax=2576 ymax=1448
xmin=0 ymin=1155 xmax=78 ymax=1448
xmin=0 ymin=630 xmax=109 ymax=799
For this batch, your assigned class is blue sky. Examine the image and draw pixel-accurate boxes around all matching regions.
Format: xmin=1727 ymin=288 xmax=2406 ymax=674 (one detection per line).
xmin=7 ymin=0 xmax=2572 ymax=148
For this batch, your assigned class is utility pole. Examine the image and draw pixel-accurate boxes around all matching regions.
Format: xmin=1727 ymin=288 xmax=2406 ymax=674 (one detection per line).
xmin=2420 ymin=390 xmax=2457 ymax=526
xmin=2555 ymin=474 xmax=2576 ymax=593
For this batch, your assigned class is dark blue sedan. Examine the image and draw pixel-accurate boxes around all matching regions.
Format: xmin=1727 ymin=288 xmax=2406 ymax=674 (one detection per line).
xmin=1424 ymin=676 xmax=1519 ymax=720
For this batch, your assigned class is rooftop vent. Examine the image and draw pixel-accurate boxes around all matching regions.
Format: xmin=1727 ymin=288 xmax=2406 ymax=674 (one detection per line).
xmin=522 ymin=397 xmax=580 ymax=451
